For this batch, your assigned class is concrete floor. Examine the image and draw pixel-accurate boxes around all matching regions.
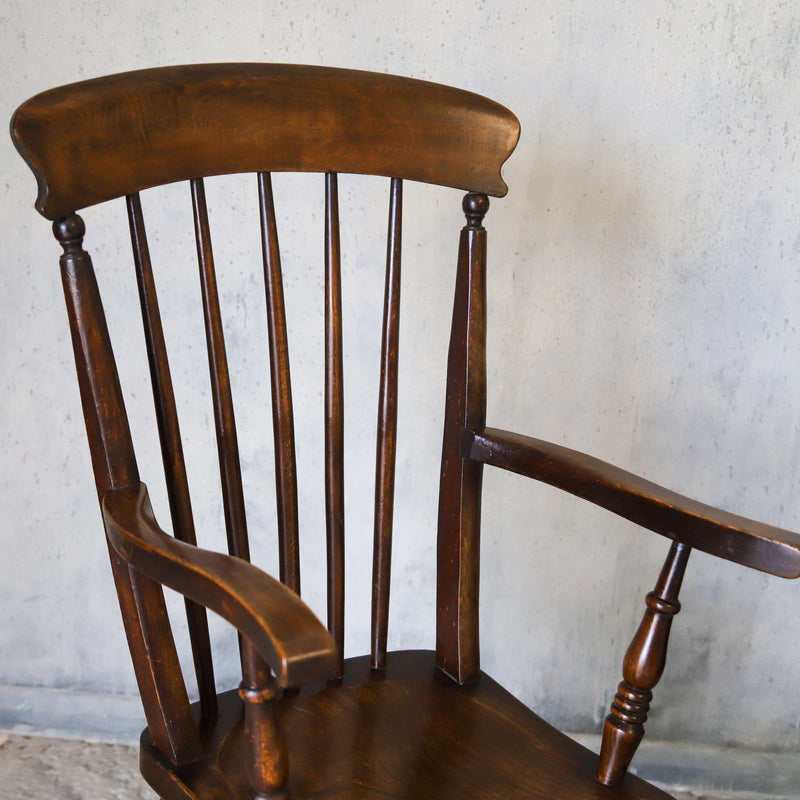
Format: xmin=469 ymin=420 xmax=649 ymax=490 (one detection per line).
xmin=0 ymin=733 xmax=151 ymax=799
xmin=0 ymin=732 xmax=742 ymax=800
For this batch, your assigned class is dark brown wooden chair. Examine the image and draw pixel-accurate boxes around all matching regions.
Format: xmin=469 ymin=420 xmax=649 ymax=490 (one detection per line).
xmin=11 ymin=64 xmax=800 ymax=800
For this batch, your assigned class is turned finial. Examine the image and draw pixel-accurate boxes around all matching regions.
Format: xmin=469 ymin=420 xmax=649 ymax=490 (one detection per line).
xmin=53 ymin=214 xmax=86 ymax=254
xmin=463 ymin=193 xmax=489 ymax=229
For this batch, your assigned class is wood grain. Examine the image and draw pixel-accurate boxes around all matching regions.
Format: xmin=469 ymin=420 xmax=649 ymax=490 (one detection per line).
xmin=12 ymin=63 xmax=520 ymax=219
xmin=191 ymin=178 xmax=251 ymax=565
xmin=55 ymin=215 xmax=200 ymax=763
xmin=24 ymin=61 xmax=784 ymax=798
xmin=436 ymin=195 xmax=489 ymax=683
xmin=258 ymin=172 xmax=301 ymax=595
xmin=325 ymin=172 xmax=345 ymax=676
xmin=468 ymin=426 xmax=800 ymax=577
xmin=127 ymin=192 xmax=218 ymax=722
xmin=598 ymin=542 xmax=691 ymax=786
xmin=141 ymin=652 xmax=676 ymax=800
xmin=102 ymin=482 xmax=338 ymax=688
xmin=371 ymin=177 xmax=402 ymax=669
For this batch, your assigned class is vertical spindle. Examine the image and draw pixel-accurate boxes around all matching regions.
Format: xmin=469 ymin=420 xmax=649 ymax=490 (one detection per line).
xmin=127 ymin=192 xmax=218 ymax=722
xmin=371 ymin=178 xmax=403 ymax=669
xmin=191 ymin=178 xmax=251 ymax=565
xmin=258 ymin=173 xmax=301 ymax=596
xmin=325 ymin=172 xmax=345 ymax=675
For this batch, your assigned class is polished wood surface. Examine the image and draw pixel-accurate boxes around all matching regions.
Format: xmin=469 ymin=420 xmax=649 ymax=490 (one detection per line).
xmin=11 ymin=63 xmax=519 ymax=219
xmin=258 ymin=171 xmax=301 ymax=595
xmin=55 ymin=214 xmax=202 ymax=765
xmin=325 ymin=171 xmax=346 ymax=677
xmin=192 ymin=178 xmax=251 ymax=567
xmin=597 ymin=542 xmax=691 ymax=786
xmin=436 ymin=194 xmax=489 ymax=683
xmin=371 ymin=177 xmax=403 ymax=670
xmin=14 ymin=62 xmax=798 ymax=799
xmin=239 ymin=643 xmax=289 ymax=798
xmin=128 ymin=192 xmax=218 ymax=722
xmin=103 ymin=482 xmax=338 ymax=689
xmin=141 ymin=652 xmax=674 ymax=800
xmin=468 ymin=426 xmax=800 ymax=577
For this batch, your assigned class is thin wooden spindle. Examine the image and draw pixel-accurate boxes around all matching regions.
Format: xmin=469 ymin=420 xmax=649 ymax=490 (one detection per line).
xmin=371 ymin=178 xmax=403 ymax=669
xmin=325 ymin=172 xmax=345 ymax=675
xmin=190 ymin=179 xmax=250 ymax=565
xmin=258 ymin=173 xmax=301 ymax=596
xmin=126 ymin=193 xmax=218 ymax=722
xmin=191 ymin=180 xmax=282 ymax=790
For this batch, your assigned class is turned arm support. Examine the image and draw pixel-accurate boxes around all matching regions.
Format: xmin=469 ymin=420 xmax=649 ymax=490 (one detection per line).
xmin=465 ymin=426 xmax=800 ymax=578
xmin=102 ymin=482 xmax=339 ymax=689
xmin=596 ymin=540 xmax=691 ymax=786
xmin=467 ymin=425 xmax=800 ymax=786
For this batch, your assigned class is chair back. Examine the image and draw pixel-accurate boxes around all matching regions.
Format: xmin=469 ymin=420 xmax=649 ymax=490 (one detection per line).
xmin=11 ymin=63 xmax=519 ymax=760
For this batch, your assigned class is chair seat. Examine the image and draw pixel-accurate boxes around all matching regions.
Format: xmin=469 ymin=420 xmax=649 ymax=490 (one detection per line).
xmin=140 ymin=650 xmax=673 ymax=800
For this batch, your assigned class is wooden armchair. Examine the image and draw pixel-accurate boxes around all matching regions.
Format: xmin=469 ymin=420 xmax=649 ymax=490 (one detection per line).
xmin=11 ymin=64 xmax=800 ymax=800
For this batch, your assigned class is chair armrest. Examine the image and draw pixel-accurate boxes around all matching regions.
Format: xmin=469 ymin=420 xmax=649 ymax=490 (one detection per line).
xmin=101 ymin=482 xmax=338 ymax=687
xmin=466 ymin=426 xmax=800 ymax=578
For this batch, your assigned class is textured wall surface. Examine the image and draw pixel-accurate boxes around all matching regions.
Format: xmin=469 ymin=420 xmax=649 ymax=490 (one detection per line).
xmin=2 ymin=0 xmax=799 ymax=761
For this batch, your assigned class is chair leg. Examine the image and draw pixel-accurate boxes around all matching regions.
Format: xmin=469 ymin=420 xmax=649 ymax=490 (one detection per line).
xmin=597 ymin=541 xmax=691 ymax=786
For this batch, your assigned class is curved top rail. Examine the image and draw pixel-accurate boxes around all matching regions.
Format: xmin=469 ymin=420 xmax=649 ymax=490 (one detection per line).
xmin=11 ymin=63 xmax=520 ymax=219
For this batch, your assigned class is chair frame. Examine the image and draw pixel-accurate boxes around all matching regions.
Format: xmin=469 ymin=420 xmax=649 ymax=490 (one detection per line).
xmin=12 ymin=63 xmax=800 ymax=799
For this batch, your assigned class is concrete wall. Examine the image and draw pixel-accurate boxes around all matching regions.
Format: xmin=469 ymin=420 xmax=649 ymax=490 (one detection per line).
xmin=2 ymin=0 xmax=799 ymax=790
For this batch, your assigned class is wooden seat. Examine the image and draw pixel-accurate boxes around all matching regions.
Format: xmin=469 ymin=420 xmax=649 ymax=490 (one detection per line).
xmin=141 ymin=651 xmax=670 ymax=800
xmin=11 ymin=63 xmax=800 ymax=800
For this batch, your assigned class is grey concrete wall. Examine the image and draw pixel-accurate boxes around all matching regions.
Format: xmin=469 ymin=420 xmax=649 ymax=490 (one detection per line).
xmin=2 ymin=0 xmax=799 ymax=776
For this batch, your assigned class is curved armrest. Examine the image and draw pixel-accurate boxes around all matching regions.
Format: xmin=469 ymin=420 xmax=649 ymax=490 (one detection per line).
xmin=466 ymin=427 xmax=800 ymax=578
xmin=102 ymin=482 xmax=338 ymax=687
